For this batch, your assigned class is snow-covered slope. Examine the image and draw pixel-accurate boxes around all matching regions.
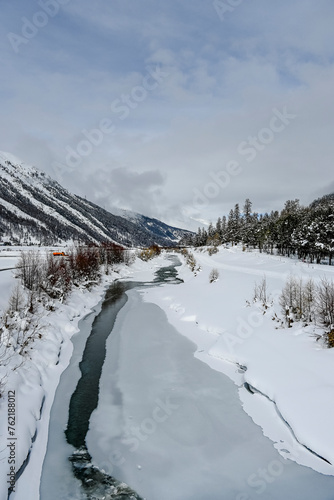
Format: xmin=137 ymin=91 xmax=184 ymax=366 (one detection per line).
xmin=0 ymin=152 xmax=192 ymax=247
xmin=110 ymin=206 xmax=191 ymax=245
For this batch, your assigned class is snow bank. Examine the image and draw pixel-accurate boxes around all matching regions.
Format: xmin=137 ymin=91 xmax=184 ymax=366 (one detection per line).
xmin=141 ymin=247 xmax=334 ymax=475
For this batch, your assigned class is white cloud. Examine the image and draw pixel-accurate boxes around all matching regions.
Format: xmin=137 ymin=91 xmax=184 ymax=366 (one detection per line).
xmin=0 ymin=0 xmax=334 ymax=228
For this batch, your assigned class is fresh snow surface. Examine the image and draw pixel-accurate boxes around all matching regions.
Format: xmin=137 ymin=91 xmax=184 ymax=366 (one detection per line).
xmin=2 ymin=247 xmax=334 ymax=499
xmin=140 ymin=248 xmax=334 ymax=475
xmin=85 ymin=286 xmax=334 ymax=500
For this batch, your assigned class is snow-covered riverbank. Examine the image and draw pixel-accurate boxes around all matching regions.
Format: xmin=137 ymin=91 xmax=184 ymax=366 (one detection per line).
xmin=0 ymin=252 xmax=170 ymax=500
xmin=141 ymin=247 xmax=334 ymax=476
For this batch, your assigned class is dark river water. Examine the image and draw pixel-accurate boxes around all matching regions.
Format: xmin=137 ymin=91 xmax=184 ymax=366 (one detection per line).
xmin=66 ymin=256 xmax=183 ymax=451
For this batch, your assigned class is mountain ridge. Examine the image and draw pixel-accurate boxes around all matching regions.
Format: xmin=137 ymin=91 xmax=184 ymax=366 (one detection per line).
xmin=0 ymin=151 xmax=192 ymax=247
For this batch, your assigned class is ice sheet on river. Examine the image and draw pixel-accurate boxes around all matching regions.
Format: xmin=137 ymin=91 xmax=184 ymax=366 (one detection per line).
xmin=86 ymin=289 xmax=334 ymax=500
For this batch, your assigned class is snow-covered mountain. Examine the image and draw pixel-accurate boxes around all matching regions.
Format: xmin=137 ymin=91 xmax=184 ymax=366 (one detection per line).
xmin=0 ymin=152 xmax=192 ymax=247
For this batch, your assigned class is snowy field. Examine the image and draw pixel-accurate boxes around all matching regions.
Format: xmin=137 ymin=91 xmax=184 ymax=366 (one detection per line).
xmin=0 ymin=246 xmax=67 ymax=315
xmin=0 ymin=249 xmax=24 ymax=314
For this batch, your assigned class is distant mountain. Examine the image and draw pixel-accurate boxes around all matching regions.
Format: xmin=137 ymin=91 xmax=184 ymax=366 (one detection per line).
xmin=0 ymin=152 xmax=192 ymax=247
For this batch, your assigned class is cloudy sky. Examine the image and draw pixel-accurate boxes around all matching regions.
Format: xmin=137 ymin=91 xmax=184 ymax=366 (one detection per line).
xmin=1 ymin=1 xmax=334 ymax=230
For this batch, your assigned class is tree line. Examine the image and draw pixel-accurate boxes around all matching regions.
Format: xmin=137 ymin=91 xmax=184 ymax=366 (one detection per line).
xmin=181 ymin=194 xmax=334 ymax=265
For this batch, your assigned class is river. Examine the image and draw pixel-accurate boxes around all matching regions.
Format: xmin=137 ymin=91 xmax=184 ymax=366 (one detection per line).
xmin=40 ymin=255 xmax=334 ymax=499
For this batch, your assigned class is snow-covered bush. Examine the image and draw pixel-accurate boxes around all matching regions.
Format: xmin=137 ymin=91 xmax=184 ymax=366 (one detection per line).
xmin=0 ymin=292 xmax=44 ymax=367
xmin=279 ymin=276 xmax=317 ymax=327
xmin=209 ymin=268 xmax=219 ymax=283
xmin=123 ymin=250 xmax=135 ymax=266
xmin=278 ymin=275 xmax=334 ymax=346
xmin=187 ymin=253 xmax=197 ymax=272
xmin=179 ymin=248 xmax=197 ymax=272
xmin=41 ymin=254 xmax=72 ymax=300
xmin=279 ymin=276 xmax=298 ymax=327
xmin=207 ymin=246 xmax=218 ymax=256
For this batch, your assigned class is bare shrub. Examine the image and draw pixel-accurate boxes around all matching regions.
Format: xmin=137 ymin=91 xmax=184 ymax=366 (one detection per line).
xmin=186 ymin=252 xmax=197 ymax=272
xmin=279 ymin=276 xmax=300 ymax=327
xmin=16 ymin=250 xmax=43 ymax=291
xmin=179 ymin=248 xmax=197 ymax=272
xmin=99 ymin=242 xmax=126 ymax=267
xmin=17 ymin=313 xmax=43 ymax=356
xmin=316 ymin=278 xmax=334 ymax=328
xmin=68 ymin=245 xmax=100 ymax=284
xmin=138 ymin=245 xmax=161 ymax=261
xmin=253 ymin=276 xmax=269 ymax=305
xmin=303 ymin=278 xmax=316 ymax=323
xmin=42 ymin=253 xmax=72 ymax=300
xmin=279 ymin=276 xmax=316 ymax=327
xmin=325 ymin=329 xmax=334 ymax=348
xmin=149 ymin=244 xmax=161 ymax=256
xmin=8 ymin=283 xmax=24 ymax=313
xmin=0 ymin=318 xmax=11 ymax=369
xmin=138 ymin=248 xmax=154 ymax=261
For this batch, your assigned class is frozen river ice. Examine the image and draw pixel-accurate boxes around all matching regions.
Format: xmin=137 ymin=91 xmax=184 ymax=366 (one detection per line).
xmin=86 ymin=289 xmax=334 ymax=500
xmin=40 ymin=257 xmax=334 ymax=499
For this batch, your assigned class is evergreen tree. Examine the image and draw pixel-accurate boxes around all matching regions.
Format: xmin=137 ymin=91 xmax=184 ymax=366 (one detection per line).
xmin=242 ymin=198 xmax=253 ymax=246
xmin=276 ymin=199 xmax=301 ymax=256
xmin=226 ymin=209 xmax=235 ymax=244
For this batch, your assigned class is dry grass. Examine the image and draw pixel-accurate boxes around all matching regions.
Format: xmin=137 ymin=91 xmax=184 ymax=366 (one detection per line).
xmin=325 ymin=329 xmax=334 ymax=348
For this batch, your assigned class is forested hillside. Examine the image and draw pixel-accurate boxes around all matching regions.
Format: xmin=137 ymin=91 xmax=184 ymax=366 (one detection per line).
xmin=182 ymin=196 xmax=334 ymax=264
